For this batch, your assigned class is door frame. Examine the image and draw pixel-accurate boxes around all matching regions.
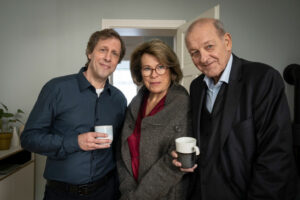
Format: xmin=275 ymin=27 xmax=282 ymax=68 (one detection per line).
xmin=102 ymin=19 xmax=186 ymax=84
xmin=102 ymin=19 xmax=186 ymax=49
xmin=102 ymin=19 xmax=186 ymax=30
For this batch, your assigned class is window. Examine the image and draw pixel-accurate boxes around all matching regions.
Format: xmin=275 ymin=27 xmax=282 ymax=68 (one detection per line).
xmin=113 ymin=60 xmax=137 ymax=104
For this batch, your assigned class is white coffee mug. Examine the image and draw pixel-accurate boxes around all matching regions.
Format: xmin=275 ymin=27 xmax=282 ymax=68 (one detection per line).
xmin=94 ymin=125 xmax=113 ymax=142
xmin=175 ymin=137 xmax=200 ymax=168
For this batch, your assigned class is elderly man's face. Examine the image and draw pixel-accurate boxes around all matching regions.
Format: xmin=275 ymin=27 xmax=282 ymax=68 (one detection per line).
xmin=186 ymin=22 xmax=232 ymax=83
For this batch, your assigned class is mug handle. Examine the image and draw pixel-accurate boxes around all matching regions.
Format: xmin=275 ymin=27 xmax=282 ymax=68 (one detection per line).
xmin=193 ymin=146 xmax=200 ymax=155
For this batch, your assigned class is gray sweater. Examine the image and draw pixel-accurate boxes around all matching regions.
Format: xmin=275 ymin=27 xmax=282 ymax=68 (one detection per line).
xmin=117 ymin=83 xmax=191 ymax=200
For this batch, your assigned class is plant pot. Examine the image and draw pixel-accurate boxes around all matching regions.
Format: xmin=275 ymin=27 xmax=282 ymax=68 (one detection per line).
xmin=0 ymin=132 xmax=12 ymax=150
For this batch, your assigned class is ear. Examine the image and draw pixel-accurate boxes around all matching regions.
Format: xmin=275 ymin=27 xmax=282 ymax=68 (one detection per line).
xmin=88 ymin=53 xmax=92 ymax=59
xmin=224 ymin=33 xmax=232 ymax=51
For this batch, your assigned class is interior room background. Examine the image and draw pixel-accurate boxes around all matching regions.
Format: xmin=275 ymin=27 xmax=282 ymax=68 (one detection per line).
xmin=0 ymin=0 xmax=299 ymax=199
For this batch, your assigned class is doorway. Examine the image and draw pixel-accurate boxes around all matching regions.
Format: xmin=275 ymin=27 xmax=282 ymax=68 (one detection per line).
xmin=102 ymin=4 xmax=219 ymax=100
xmin=102 ymin=20 xmax=185 ymax=103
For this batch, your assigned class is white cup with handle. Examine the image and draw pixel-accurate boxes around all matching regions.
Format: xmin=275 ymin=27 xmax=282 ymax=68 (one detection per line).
xmin=175 ymin=137 xmax=200 ymax=168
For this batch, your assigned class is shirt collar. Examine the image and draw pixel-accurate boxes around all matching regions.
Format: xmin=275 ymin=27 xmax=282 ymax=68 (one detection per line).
xmin=77 ymin=67 xmax=112 ymax=95
xmin=204 ymin=54 xmax=233 ymax=88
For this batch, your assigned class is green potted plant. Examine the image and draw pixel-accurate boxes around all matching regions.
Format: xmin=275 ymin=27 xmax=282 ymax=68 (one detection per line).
xmin=0 ymin=103 xmax=24 ymax=150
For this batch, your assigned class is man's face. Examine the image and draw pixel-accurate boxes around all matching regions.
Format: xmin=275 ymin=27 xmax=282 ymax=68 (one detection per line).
xmin=87 ymin=38 xmax=121 ymax=81
xmin=186 ymin=22 xmax=232 ymax=83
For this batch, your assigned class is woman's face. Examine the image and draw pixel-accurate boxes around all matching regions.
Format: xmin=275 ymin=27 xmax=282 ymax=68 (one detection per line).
xmin=141 ymin=53 xmax=171 ymax=96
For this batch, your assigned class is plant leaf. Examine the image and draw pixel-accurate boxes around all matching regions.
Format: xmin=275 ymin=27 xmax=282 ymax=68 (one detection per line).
xmin=0 ymin=103 xmax=8 ymax=111
xmin=2 ymin=113 xmax=14 ymax=118
xmin=15 ymin=119 xmax=24 ymax=125
xmin=17 ymin=109 xmax=25 ymax=114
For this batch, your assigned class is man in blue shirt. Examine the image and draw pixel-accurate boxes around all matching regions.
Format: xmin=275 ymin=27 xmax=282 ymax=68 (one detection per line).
xmin=21 ymin=29 xmax=127 ymax=200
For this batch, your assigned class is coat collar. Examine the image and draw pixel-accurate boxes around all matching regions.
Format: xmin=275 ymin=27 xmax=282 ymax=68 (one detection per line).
xmin=194 ymin=79 xmax=207 ymax=147
xmin=128 ymin=83 xmax=186 ymax=126
xmin=219 ymin=54 xmax=243 ymax=147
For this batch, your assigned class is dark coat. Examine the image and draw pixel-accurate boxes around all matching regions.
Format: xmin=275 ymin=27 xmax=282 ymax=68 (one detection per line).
xmin=189 ymin=54 xmax=297 ymax=200
xmin=117 ymin=83 xmax=191 ymax=200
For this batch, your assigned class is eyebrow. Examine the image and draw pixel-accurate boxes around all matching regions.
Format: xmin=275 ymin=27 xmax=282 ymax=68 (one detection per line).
xmin=142 ymin=63 xmax=162 ymax=68
xmin=188 ymin=40 xmax=216 ymax=51
xmin=203 ymin=40 xmax=215 ymax=45
xmin=99 ymin=45 xmax=120 ymax=53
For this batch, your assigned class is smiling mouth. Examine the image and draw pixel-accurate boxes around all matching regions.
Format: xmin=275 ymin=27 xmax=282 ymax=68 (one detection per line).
xmin=100 ymin=63 xmax=110 ymax=69
xmin=203 ymin=61 xmax=215 ymax=67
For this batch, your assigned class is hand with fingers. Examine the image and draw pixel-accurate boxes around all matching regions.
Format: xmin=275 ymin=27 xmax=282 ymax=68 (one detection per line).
xmin=171 ymin=150 xmax=198 ymax=172
xmin=78 ymin=132 xmax=112 ymax=151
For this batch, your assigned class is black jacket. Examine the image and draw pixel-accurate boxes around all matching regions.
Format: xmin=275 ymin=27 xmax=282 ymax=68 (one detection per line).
xmin=189 ymin=54 xmax=297 ymax=200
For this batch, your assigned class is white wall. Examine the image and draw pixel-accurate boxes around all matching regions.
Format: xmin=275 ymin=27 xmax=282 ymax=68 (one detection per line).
xmin=0 ymin=0 xmax=299 ymax=199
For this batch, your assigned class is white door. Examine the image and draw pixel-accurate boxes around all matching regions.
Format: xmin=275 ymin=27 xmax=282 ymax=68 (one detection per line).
xmin=176 ymin=5 xmax=220 ymax=91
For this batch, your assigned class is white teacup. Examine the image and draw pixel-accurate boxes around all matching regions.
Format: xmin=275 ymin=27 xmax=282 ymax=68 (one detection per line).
xmin=94 ymin=125 xmax=113 ymax=142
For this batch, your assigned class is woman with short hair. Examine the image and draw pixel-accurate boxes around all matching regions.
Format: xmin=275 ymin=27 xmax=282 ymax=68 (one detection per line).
xmin=117 ymin=39 xmax=191 ymax=200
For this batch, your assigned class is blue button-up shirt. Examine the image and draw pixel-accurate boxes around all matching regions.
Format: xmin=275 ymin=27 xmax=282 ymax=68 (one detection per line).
xmin=21 ymin=67 xmax=127 ymax=184
xmin=204 ymin=54 xmax=233 ymax=113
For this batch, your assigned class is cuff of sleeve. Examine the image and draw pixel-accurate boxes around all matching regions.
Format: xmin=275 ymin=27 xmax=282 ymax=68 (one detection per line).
xmin=63 ymin=133 xmax=80 ymax=153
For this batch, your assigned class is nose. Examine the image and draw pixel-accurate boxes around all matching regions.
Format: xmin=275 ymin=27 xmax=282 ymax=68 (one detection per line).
xmin=104 ymin=52 xmax=111 ymax=62
xmin=200 ymin=51 xmax=209 ymax=64
xmin=150 ymin=68 xmax=159 ymax=78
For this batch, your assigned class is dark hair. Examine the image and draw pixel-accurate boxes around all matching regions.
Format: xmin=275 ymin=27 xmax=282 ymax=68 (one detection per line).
xmin=85 ymin=29 xmax=126 ymax=67
xmin=130 ymin=39 xmax=183 ymax=86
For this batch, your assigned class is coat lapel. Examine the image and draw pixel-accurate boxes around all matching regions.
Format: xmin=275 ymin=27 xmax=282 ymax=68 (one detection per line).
xmin=220 ymin=55 xmax=243 ymax=147
xmin=120 ymin=90 xmax=144 ymax=175
xmin=192 ymin=77 xmax=206 ymax=147
xmin=120 ymin=116 xmax=134 ymax=175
